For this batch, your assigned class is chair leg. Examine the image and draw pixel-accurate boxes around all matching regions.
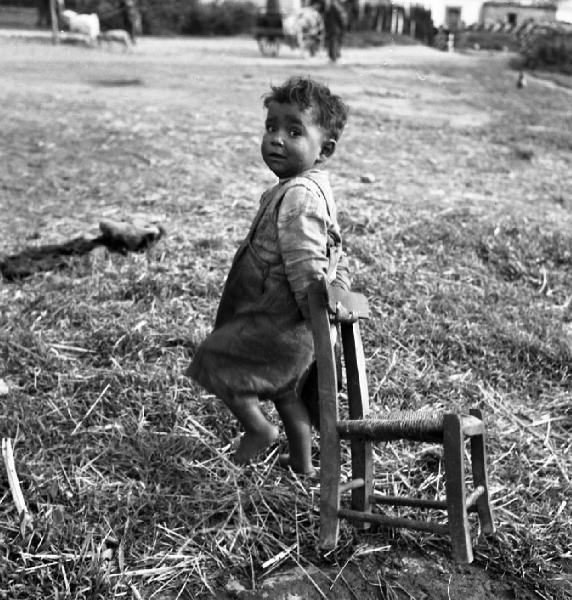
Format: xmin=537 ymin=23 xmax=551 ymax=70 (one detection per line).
xmin=318 ymin=345 xmax=341 ymax=549
xmin=443 ymin=414 xmax=473 ymax=563
xmin=310 ymin=285 xmax=342 ymax=550
xmin=342 ymin=322 xmax=373 ymax=518
xmin=319 ymin=439 xmax=341 ymax=549
xmin=351 ymin=438 xmax=373 ymax=517
xmin=469 ymin=409 xmax=495 ymax=536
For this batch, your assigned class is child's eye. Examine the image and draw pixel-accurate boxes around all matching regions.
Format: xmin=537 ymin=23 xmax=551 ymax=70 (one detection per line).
xmin=289 ymin=129 xmax=302 ymax=137
xmin=266 ymin=124 xmax=276 ymax=133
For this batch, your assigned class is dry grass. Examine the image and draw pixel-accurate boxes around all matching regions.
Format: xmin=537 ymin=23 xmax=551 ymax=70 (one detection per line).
xmin=0 ymin=39 xmax=571 ymax=599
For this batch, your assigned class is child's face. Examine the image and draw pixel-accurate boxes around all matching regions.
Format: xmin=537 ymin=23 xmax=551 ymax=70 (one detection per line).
xmin=261 ymin=100 xmax=332 ymax=179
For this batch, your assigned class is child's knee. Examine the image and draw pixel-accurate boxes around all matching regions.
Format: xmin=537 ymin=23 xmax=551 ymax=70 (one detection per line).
xmin=273 ymin=389 xmax=299 ymax=409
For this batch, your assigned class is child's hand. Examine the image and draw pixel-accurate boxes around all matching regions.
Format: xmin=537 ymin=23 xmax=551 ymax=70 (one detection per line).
xmin=333 ymin=300 xmax=357 ymax=323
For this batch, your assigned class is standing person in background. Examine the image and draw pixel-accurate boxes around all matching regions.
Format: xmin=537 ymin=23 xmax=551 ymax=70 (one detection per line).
xmin=323 ymin=0 xmax=348 ymax=61
xmin=121 ymin=0 xmax=141 ymax=43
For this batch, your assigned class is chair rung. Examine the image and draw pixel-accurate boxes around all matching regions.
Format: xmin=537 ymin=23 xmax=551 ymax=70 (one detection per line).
xmin=339 ymin=478 xmax=365 ymax=494
xmin=371 ymin=493 xmax=447 ymax=510
xmin=337 ymin=413 xmax=444 ymax=442
xmin=465 ymin=485 xmax=486 ymax=509
xmin=339 ymin=508 xmax=449 ymax=535
xmin=337 ymin=412 xmax=484 ymax=442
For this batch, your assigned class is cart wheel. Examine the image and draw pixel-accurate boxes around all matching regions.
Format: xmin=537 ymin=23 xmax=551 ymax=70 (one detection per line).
xmin=258 ymin=37 xmax=280 ymax=57
xmin=307 ymin=37 xmax=321 ymax=56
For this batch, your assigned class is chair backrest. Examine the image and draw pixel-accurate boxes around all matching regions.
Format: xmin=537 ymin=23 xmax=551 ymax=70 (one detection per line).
xmin=307 ymin=278 xmax=371 ymax=431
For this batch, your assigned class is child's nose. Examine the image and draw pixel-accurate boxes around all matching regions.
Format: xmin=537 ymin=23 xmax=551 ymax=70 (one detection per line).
xmin=271 ymin=131 xmax=285 ymax=145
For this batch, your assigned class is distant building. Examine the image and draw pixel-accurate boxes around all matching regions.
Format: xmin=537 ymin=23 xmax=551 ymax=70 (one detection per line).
xmin=423 ymin=0 xmax=482 ymax=29
xmin=556 ymin=0 xmax=572 ymax=21
xmin=481 ymin=1 xmax=556 ymax=28
xmin=422 ymin=0 xmax=564 ymax=29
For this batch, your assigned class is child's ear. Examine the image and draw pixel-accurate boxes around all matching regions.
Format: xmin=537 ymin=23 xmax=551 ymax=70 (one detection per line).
xmin=319 ymin=138 xmax=337 ymax=160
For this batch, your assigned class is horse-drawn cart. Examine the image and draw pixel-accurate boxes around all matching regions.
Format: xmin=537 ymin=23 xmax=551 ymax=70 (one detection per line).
xmin=254 ymin=0 xmax=324 ymax=56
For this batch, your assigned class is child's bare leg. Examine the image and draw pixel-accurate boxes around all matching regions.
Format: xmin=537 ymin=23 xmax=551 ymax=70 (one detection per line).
xmin=274 ymin=391 xmax=314 ymax=474
xmin=223 ymin=394 xmax=279 ymax=464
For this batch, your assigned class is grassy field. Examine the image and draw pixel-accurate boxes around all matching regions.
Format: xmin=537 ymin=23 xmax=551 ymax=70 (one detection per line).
xmin=0 ymin=35 xmax=571 ymax=599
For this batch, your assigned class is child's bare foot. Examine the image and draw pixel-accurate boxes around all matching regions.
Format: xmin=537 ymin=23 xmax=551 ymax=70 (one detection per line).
xmin=278 ymin=453 xmax=318 ymax=478
xmin=234 ymin=425 xmax=279 ymax=465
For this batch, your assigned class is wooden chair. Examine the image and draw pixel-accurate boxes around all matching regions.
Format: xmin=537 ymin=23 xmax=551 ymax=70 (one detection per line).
xmin=307 ymin=278 xmax=495 ymax=563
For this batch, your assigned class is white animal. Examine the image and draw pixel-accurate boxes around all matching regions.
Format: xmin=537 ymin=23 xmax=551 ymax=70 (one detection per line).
xmin=61 ymin=10 xmax=100 ymax=43
xmin=97 ymin=29 xmax=132 ymax=50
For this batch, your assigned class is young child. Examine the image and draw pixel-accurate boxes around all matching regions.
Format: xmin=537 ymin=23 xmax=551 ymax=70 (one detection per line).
xmin=187 ymin=76 xmax=350 ymax=474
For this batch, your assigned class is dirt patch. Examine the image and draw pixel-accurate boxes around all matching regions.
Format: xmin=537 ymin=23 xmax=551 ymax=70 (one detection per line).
xmin=90 ymin=77 xmax=145 ymax=87
xmin=0 ymin=34 xmax=490 ymax=129
xmin=225 ymin=552 xmax=515 ymax=600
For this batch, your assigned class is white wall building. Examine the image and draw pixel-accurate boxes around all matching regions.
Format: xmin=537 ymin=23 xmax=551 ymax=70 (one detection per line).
xmin=419 ymin=0 xmax=570 ymax=28
xmin=557 ymin=0 xmax=572 ymax=21
xmin=422 ymin=0 xmax=483 ymax=29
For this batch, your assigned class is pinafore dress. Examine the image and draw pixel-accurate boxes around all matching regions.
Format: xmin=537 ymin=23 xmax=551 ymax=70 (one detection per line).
xmin=187 ymin=171 xmax=345 ymax=402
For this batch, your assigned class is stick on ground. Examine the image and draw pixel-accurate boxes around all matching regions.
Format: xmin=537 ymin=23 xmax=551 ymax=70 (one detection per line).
xmin=2 ymin=438 xmax=34 ymax=536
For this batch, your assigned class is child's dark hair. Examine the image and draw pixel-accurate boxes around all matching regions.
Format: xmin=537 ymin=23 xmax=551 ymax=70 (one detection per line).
xmin=263 ymin=76 xmax=349 ymax=141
